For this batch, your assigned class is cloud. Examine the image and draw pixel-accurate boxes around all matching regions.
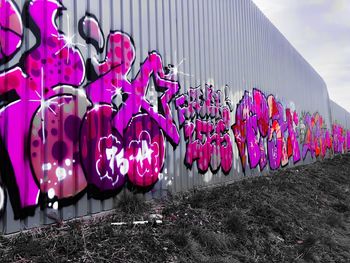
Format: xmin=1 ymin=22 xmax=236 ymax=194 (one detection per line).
xmin=252 ymin=0 xmax=350 ymax=112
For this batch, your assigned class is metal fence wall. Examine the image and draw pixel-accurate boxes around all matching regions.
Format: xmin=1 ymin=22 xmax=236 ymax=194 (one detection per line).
xmin=0 ymin=0 xmax=348 ymax=234
xmin=331 ymin=100 xmax=350 ymax=129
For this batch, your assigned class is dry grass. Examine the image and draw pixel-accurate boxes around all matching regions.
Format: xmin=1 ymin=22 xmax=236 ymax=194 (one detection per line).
xmin=1 ymin=154 xmax=350 ymax=262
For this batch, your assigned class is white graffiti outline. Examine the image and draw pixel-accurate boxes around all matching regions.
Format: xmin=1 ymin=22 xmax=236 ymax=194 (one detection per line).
xmin=0 ymin=186 xmax=4 ymax=212
xmin=96 ymin=134 xmax=129 ymax=186
xmin=128 ymin=130 xmax=160 ymax=178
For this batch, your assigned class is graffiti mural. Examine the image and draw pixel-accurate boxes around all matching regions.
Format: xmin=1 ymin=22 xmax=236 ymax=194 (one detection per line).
xmin=79 ymin=22 xmax=180 ymax=193
xmin=232 ymin=89 xmax=349 ymax=173
xmin=0 ymin=0 xmax=86 ymax=216
xmin=332 ymin=123 xmax=347 ymax=154
xmin=232 ymin=89 xmax=301 ymax=172
xmin=175 ymin=85 xmax=233 ymax=174
xmin=0 ymin=0 xmax=349 ymax=226
xmin=299 ymin=112 xmax=333 ymax=159
xmin=0 ymin=0 xmax=22 ymax=64
xmin=0 ymin=0 xmax=181 ymax=217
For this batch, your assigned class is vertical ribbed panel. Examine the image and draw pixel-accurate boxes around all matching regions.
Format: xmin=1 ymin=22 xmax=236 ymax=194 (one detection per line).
xmin=0 ymin=0 xmax=347 ymax=234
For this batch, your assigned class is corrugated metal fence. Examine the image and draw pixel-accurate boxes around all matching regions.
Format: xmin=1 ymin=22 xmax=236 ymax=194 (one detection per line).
xmin=0 ymin=0 xmax=348 ymax=234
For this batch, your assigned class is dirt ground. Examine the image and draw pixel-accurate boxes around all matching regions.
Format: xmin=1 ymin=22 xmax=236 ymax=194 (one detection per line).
xmin=1 ymin=154 xmax=350 ymax=263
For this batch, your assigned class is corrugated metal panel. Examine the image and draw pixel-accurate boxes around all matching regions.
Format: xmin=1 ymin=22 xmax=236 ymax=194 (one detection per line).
xmin=330 ymin=100 xmax=350 ymax=129
xmin=0 ymin=0 xmax=348 ymax=234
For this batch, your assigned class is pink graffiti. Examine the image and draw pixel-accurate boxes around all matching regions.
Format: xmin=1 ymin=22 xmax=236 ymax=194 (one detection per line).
xmin=80 ymin=24 xmax=180 ymax=190
xmin=301 ymin=112 xmax=333 ymax=159
xmin=81 ymin=105 xmax=126 ymax=191
xmin=1 ymin=0 xmax=349 ymax=221
xmin=84 ymin=31 xmax=180 ymax=144
xmin=176 ymin=85 xmax=233 ymax=174
xmin=0 ymin=0 xmax=85 ymax=212
xmin=79 ymin=14 xmax=105 ymax=52
xmin=332 ymin=123 xmax=346 ymax=154
xmin=96 ymin=134 xmax=128 ymax=189
xmin=0 ymin=0 xmax=22 ymax=63
xmin=0 ymin=0 xmax=181 ymax=215
xmin=232 ymin=89 xmax=301 ymax=171
xmin=124 ymin=115 xmax=165 ymax=187
xmin=30 ymin=93 xmax=88 ymax=200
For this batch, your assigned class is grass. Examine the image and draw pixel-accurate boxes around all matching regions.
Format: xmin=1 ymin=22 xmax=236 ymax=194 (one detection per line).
xmin=326 ymin=213 xmax=345 ymax=228
xmin=117 ymin=192 xmax=148 ymax=214
xmin=224 ymin=211 xmax=247 ymax=236
xmin=163 ymin=228 xmax=189 ymax=248
xmin=191 ymin=226 xmax=230 ymax=255
xmin=1 ymin=154 xmax=350 ymax=262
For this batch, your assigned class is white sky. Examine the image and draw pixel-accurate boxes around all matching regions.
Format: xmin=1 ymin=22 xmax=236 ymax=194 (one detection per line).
xmin=252 ymin=0 xmax=350 ymax=112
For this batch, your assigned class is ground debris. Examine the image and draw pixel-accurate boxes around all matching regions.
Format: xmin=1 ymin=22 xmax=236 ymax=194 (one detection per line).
xmin=1 ymin=154 xmax=350 ymax=262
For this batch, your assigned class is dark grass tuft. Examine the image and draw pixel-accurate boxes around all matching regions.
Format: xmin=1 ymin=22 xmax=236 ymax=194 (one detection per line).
xmin=163 ymin=228 xmax=189 ymax=247
xmin=326 ymin=213 xmax=345 ymax=228
xmin=224 ymin=211 xmax=247 ymax=236
xmin=190 ymin=226 xmax=230 ymax=255
xmin=117 ymin=193 xmax=148 ymax=214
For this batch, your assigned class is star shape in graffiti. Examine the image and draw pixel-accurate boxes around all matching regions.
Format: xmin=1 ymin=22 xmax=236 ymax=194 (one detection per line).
xmin=130 ymin=140 xmax=154 ymax=168
xmin=143 ymin=71 xmax=178 ymax=131
xmin=144 ymin=77 xmax=159 ymax=111
xmin=28 ymin=68 xmax=61 ymax=144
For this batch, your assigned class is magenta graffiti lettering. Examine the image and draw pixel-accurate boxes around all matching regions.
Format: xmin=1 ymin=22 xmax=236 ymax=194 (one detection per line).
xmin=332 ymin=123 xmax=346 ymax=154
xmin=0 ymin=0 xmax=180 ymax=217
xmin=300 ymin=112 xmax=332 ymax=159
xmin=79 ymin=13 xmax=105 ymax=53
xmin=0 ymin=0 xmax=85 ymax=214
xmin=0 ymin=0 xmax=22 ymax=64
xmin=80 ymin=105 xmax=127 ymax=192
xmin=0 ymin=0 xmax=349 ymax=222
xmin=175 ymin=85 xmax=233 ymax=174
xmin=80 ymin=25 xmax=180 ymax=192
xmin=30 ymin=91 xmax=89 ymax=201
xmin=124 ymin=115 xmax=166 ymax=187
xmin=232 ymin=89 xmax=301 ymax=171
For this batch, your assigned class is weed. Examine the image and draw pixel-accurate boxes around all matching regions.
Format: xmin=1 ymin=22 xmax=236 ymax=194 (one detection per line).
xmin=224 ymin=211 xmax=247 ymax=236
xmin=117 ymin=193 xmax=147 ymax=214
xmin=326 ymin=213 xmax=344 ymax=228
xmin=191 ymin=227 xmax=229 ymax=255
xmin=188 ymin=190 xmax=206 ymax=209
xmin=331 ymin=202 xmax=349 ymax=213
xmin=163 ymin=228 xmax=189 ymax=247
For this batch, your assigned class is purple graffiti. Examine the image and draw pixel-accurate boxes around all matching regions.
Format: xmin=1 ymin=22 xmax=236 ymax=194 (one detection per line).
xmin=232 ymin=88 xmax=301 ymax=171
xmin=80 ymin=19 xmax=180 ymax=190
xmin=0 ymin=0 xmax=181 ymax=214
xmin=81 ymin=105 xmax=126 ymax=191
xmin=1 ymin=0 xmax=350 ymax=222
xmin=124 ymin=114 xmax=165 ymax=187
xmin=0 ymin=0 xmax=22 ymax=64
xmin=301 ymin=112 xmax=332 ymax=159
xmin=30 ymin=92 xmax=88 ymax=200
xmin=79 ymin=13 xmax=105 ymax=52
xmin=0 ymin=0 xmax=85 ymax=212
xmin=332 ymin=123 xmax=346 ymax=154
xmin=176 ymin=85 xmax=233 ymax=174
